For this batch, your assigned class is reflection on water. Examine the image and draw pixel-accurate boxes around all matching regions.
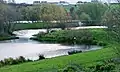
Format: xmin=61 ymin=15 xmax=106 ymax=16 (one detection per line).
xmin=0 ymin=29 xmax=102 ymax=60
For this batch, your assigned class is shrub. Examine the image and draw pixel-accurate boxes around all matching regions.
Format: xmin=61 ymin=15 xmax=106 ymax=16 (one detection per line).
xmin=7 ymin=58 xmax=16 ymax=65
xmin=37 ymin=30 xmax=97 ymax=45
xmin=68 ymin=50 xmax=82 ymax=55
xmin=0 ymin=60 xmax=4 ymax=67
xmin=38 ymin=54 xmax=45 ymax=60
xmin=27 ymin=59 xmax=33 ymax=62
xmin=0 ymin=56 xmax=32 ymax=68
xmin=58 ymin=64 xmax=84 ymax=72
xmin=97 ymin=41 xmax=107 ymax=46
xmin=17 ymin=56 xmax=26 ymax=63
xmin=4 ymin=58 xmax=10 ymax=65
xmin=89 ymin=63 xmax=115 ymax=72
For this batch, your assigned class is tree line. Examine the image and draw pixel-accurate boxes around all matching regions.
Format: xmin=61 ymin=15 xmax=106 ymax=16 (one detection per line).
xmin=0 ymin=0 xmax=120 ymax=35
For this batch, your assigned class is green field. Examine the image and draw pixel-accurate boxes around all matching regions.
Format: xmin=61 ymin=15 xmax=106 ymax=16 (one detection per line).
xmin=0 ymin=29 xmax=118 ymax=72
xmin=14 ymin=22 xmax=54 ymax=30
xmin=0 ymin=48 xmax=115 ymax=72
xmin=14 ymin=22 xmax=79 ymax=31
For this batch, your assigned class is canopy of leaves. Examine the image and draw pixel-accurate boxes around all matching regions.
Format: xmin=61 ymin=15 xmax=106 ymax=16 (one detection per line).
xmin=0 ymin=3 xmax=19 ymax=34
xmin=102 ymin=5 xmax=120 ymax=42
xmin=40 ymin=4 xmax=67 ymax=22
xmin=77 ymin=3 xmax=108 ymax=25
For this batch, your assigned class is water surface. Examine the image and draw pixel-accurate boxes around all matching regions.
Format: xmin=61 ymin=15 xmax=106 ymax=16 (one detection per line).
xmin=0 ymin=29 xmax=101 ymax=60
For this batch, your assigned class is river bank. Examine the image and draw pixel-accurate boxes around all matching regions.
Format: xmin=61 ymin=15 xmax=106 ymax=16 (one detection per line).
xmin=0 ymin=29 xmax=102 ymax=61
xmin=0 ymin=28 xmax=119 ymax=72
xmin=0 ymin=35 xmax=19 ymax=41
xmin=31 ymin=29 xmax=107 ymax=46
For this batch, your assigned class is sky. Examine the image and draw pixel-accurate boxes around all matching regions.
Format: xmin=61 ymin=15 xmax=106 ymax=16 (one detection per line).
xmin=6 ymin=0 xmax=117 ymax=4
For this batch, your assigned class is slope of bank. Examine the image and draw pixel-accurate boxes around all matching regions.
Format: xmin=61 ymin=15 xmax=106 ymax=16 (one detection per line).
xmin=0 ymin=48 xmax=115 ymax=72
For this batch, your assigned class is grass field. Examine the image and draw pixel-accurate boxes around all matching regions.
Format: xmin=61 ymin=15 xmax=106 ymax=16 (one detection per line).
xmin=0 ymin=48 xmax=115 ymax=72
xmin=14 ymin=22 xmax=79 ymax=31
xmin=14 ymin=22 xmax=54 ymax=30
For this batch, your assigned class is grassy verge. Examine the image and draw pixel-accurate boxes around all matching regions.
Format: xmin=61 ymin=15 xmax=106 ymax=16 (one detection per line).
xmin=14 ymin=22 xmax=56 ymax=30
xmin=0 ymin=34 xmax=19 ymax=41
xmin=14 ymin=22 xmax=79 ymax=30
xmin=0 ymin=48 xmax=116 ymax=72
xmin=0 ymin=36 xmax=19 ymax=41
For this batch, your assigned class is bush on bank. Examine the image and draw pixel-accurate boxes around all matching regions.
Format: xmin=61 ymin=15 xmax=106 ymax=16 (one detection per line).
xmin=33 ymin=29 xmax=107 ymax=46
xmin=0 ymin=55 xmax=45 ymax=68
xmin=0 ymin=34 xmax=19 ymax=41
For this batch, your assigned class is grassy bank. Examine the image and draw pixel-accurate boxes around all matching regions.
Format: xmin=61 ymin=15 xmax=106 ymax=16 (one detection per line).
xmin=14 ymin=22 xmax=79 ymax=30
xmin=0 ymin=36 xmax=19 ymax=41
xmin=0 ymin=29 xmax=118 ymax=72
xmin=0 ymin=48 xmax=116 ymax=72
xmin=0 ymin=34 xmax=19 ymax=41
xmin=32 ymin=29 xmax=112 ymax=46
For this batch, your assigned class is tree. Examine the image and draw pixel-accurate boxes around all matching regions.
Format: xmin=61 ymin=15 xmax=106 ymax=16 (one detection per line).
xmin=40 ymin=4 xmax=67 ymax=30
xmin=19 ymin=5 xmax=41 ymax=22
xmin=102 ymin=1 xmax=120 ymax=57
xmin=77 ymin=2 xmax=108 ymax=25
xmin=0 ymin=3 xmax=6 ymax=34
xmin=79 ymin=12 xmax=91 ymax=25
xmin=0 ymin=3 xmax=19 ymax=35
xmin=70 ymin=7 xmax=78 ymax=20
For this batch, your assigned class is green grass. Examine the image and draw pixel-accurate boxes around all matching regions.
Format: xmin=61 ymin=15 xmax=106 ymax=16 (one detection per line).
xmin=0 ymin=36 xmax=18 ymax=41
xmin=14 ymin=22 xmax=55 ymax=30
xmin=0 ymin=34 xmax=19 ymax=41
xmin=0 ymin=48 xmax=115 ymax=72
xmin=35 ymin=29 xmax=110 ymax=46
xmin=0 ymin=29 xmax=118 ymax=72
xmin=14 ymin=22 xmax=79 ymax=31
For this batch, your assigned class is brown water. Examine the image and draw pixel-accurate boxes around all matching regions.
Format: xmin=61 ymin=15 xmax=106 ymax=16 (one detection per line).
xmin=0 ymin=29 xmax=101 ymax=60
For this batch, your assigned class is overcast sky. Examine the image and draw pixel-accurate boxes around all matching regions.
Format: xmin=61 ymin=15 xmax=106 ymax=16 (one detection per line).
xmin=6 ymin=0 xmax=117 ymax=4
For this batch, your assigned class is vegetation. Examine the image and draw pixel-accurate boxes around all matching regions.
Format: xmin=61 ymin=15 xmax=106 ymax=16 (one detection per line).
xmin=0 ymin=2 xmax=20 ymax=35
xmin=0 ymin=36 xmax=18 ymax=41
xmin=0 ymin=1 xmax=21 ymax=40
xmin=38 ymin=54 xmax=45 ymax=60
xmin=33 ymin=29 xmax=107 ymax=46
xmin=59 ymin=63 xmax=116 ymax=72
xmin=0 ymin=56 xmax=27 ymax=67
xmin=14 ymin=22 xmax=79 ymax=30
xmin=0 ymin=34 xmax=19 ymax=41
xmin=102 ymin=1 xmax=120 ymax=58
xmin=69 ymin=2 xmax=108 ymax=26
xmin=68 ymin=50 xmax=82 ymax=55
xmin=0 ymin=1 xmax=120 ymax=72
xmin=0 ymin=55 xmax=45 ymax=68
xmin=0 ymin=48 xmax=116 ymax=72
xmin=0 ymin=29 xmax=118 ymax=72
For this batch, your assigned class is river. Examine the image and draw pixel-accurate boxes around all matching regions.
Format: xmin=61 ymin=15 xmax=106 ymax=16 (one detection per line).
xmin=0 ymin=29 xmax=102 ymax=60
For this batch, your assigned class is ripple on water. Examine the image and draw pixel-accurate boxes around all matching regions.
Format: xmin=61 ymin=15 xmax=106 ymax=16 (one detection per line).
xmin=0 ymin=29 xmax=102 ymax=60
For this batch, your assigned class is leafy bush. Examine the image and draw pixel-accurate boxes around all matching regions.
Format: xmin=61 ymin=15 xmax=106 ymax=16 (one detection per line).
xmin=17 ymin=56 xmax=26 ymax=63
xmin=58 ymin=64 xmax=84 ymax=72
xmin=0 ymin=60 xmax=4 ymax=67
xmin=38 ymin=54 xmax=45 ymax=60
xmin=0 ymin=56 xmax=26 ymax=67
xmin=89 ymin=63 xmax=115 ymax=72
xmin=68 ymin=50 xmax=82 ymax=55
xmin=36 ymin=30 xmax=97 ymax=45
